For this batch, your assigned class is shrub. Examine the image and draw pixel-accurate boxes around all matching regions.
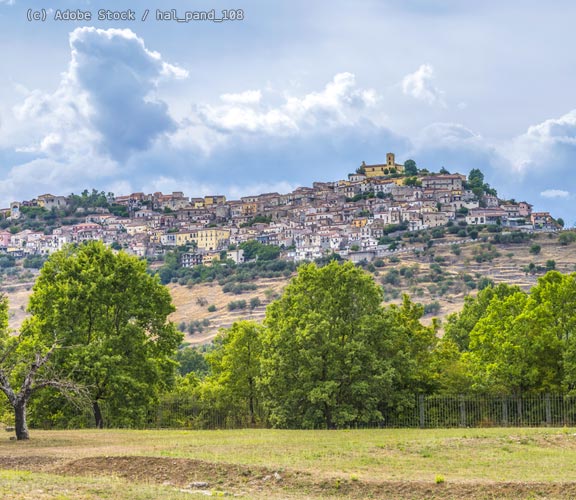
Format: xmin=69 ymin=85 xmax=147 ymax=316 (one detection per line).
xmin=559 ymin=232 xmax=576 ymax=245
xmin=424 ymin=301 xmax=441 ymax=315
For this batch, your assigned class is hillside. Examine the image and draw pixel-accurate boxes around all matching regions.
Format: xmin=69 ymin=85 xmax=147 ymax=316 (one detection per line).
xmin=3 ymin=230 xmax=575 ymax=345
xmin=166 ymin=229 xmax=576 ymax=344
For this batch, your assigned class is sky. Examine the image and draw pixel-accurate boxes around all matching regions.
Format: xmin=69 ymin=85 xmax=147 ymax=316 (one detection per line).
xmin=0 ymin=0 xmax=575 ymax=224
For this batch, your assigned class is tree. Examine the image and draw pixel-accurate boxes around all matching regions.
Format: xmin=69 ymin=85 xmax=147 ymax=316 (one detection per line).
xmin=27 ymin=241 xmax=182 ymax=428
xmin=175 ymin=346 xmax=210 ymax=378
xmin=444 ymin=283 xmax=522 ymax=351
xmin=404 ymin=159 xmax=418 ymax=176
xmin=529 ymin=244 xmax=541 ymax=255
xmin=204 ymin=321 xmax=263 ymax=425
xmin=260 ymin=261 xmax=403 ymax=428
xmin=465 ymin=292 xmax=562 ymax=395
xmin=0 ymin=295 xmax=80 ymax=440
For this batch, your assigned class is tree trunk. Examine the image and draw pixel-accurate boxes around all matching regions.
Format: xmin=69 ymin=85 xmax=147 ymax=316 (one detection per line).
xmin=93 ymin=401 xmax=104 ymax=429
xmin=248 ymin=376 xmax=255 ymax=426
xmin=14 ymin=401 xmax=29 ymax=440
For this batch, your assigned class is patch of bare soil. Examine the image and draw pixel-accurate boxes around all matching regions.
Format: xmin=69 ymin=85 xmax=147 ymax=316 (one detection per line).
xmin=2 ymin=454 xmax=576 ymax=499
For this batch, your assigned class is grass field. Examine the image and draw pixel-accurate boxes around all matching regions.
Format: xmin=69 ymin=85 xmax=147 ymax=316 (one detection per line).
xmin=2 ymin=427 xmax=576 ymax=498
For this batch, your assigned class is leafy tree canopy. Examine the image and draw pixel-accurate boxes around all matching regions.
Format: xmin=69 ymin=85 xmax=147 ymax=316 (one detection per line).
xmin=27 ymin=241 xmax=182 ymax=428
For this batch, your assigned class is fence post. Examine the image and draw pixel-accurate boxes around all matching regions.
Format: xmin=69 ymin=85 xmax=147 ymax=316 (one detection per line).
xmin=419 ymin=394 xmax=425 ymax=428
xmin=502 ymin=397 xmax=508 ymax=427
xmin=459 ymin=395 xmax=466 ymax=427
xmin=545 ymin=393 xmax=552 ymax=427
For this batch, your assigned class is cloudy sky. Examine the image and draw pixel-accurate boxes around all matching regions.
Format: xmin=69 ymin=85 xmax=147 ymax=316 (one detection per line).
xmin=0 ymin=0 xmax=575 ymax=223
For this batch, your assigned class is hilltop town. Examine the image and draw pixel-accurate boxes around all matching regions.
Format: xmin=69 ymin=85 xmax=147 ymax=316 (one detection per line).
xmin=0 ymin=153 xmax=559 ymax=265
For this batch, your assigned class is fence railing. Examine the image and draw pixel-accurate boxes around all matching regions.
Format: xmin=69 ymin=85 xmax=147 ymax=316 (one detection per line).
xmin=30 ymin=393 xmax=576 ymax=430
xmin=380 ymin=394 xmax=576 ymax=428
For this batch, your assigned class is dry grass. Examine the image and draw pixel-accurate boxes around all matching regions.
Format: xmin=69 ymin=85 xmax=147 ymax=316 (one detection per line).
xmin=3 ymin=428 xmax=576 ymax=498
xmin=4 ymin=233 xmax=576 ymax=343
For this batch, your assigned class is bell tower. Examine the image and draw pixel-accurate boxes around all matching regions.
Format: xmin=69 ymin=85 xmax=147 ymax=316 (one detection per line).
xmin=387 ymin=152 xmax=395 ymax=166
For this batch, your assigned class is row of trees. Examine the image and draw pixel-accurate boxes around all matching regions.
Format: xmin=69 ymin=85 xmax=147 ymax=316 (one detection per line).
xmin=167 ymin=267 xmax=576 ymax=429
xmin=2 ymin=241 xmax=576 ymax=436
xmin=176 ymin=261 xmax=439 ymax=429
xmin=441 ymin=271 xmax=576 ymax=395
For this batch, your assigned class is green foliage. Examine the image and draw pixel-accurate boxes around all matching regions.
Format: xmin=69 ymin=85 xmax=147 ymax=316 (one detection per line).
xmin=19 ymin=206 xmax=48 ymax=219
xmin=424 ymin=301 xmax=441 ymax=315
xmin=222 ymin=282 xmax=258 ymax=294
xmin=477 ymin=277 xmax=495 ymax=290
xmin=0 ymin=255 xmax=17 ymax=269
xmin=174 ymin=346 xmax=210 ymax=378
xmin=67 ymin=189 xmax=110 ymax=213
xmin=108 ymin=204 xmax=129 ymax=217
xmin=259 ymin=262 xmax=436 ymax=428
xmin=228 ymin=300 xmax=247 ymax=311
xmin=403 ymin=176 xmax=421 ymax=187
xmin=444 ymin=283 xmax=521 ymax=351
xmin=22 ymin=255 xmax=46 ymax=269
xmin=27 ymin=241 xmax=182 ymax=428
xmin=403 ymin=159 xmax=418 ymax=176
xmin=559 ymin=232 xmax=576 ymax=246
xmin=465 ymin=291 xmax=562 ymax=394
xmin=239 ymin=240 xmax=281 ymax=261
xmin=466 ymin=169 xmax=497 ymax=198
xmin=203 ymin=321 xmax=264 ymax=424
xmin=529 ymin=244 xmax=541 ymax=255
xmin=491 ymin=232 xmax=532 ymax=244
xmin=472 ymin=243 xmax=500 ymax=263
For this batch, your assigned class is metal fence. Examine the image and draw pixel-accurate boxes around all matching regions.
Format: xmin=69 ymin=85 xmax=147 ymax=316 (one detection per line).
xmin=148 ymin=394 xmax=576 ymax=430
xmin=30 ymin=393 xmax=576 ymax=430
xmin=380 ymin=394 xmax=576 ymax=428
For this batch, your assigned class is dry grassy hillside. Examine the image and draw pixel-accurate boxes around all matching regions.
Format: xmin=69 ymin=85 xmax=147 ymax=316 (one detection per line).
xmin=3 ymin=231 xmax=575 ymax=345
xmin=172 ymin=231 xmax=576 ymax=344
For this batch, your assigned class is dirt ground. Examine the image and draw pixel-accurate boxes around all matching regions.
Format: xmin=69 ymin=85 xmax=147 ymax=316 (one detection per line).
xmin=0 ymin=454 xmax=575 ymax=499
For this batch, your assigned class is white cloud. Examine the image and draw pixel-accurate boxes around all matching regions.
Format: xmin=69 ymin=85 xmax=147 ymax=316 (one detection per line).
xmin=509 ymin=109 xmax=576 ymax=172
xmin=0 ymin=28 xmax=189 ymax=204
xmin=523 ymin=109 xmax=576 ymax=144
xmin=14 ymin=27 xmax=187 ymax=162
xmin=540 ymin=189 xmax=570 ymax=199
xmin=402 ymin=64 xmax=446 ymax=107
xmin=220 ymin=90 xmax=262 ymax=105
xmin=414 ymin=122 xmax=482 ymax=148
xmin=192 ymin=72 xmax=380 ymax=139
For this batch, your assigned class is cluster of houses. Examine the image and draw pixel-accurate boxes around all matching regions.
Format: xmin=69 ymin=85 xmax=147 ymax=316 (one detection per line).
xmin=0 ymin=153 xmax=557 ymax=265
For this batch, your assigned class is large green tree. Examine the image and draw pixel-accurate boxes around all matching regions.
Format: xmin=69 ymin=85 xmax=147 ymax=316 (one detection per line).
xmin=27 ymin=241 xmax=182 ymax=428
xmin=260 ymin=261 xmax=419 ymax=429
